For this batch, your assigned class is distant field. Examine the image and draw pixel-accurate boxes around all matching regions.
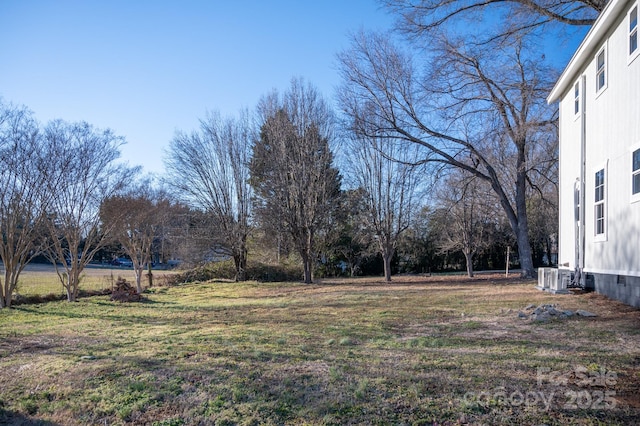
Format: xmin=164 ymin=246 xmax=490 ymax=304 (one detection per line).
xmin=1 ymin=275 xmax=639 ymax=425
xmin=13 ymin=263 xmax=179 ymax=297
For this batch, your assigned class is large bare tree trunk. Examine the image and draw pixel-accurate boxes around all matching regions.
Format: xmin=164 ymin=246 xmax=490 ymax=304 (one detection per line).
xmin=62 ymin=262 xmax=82 ymax=302
xmin=147 ymin=263 xmax=153 ymax=288
xmin=300 ymin=228 xmax=314 ymax=284
xmin=302 ymin=257 xmax=313 ymax=284
xmin=1 ymin=275 xmax=10 ymax=308
xmin=134 ymin=265 xmax=144 ymax=294
xmin=515 ymin=158 xmax=536 ymax=278
xmin=464 ymin=251 xmax=474 ymax=278
xmin=383 ymin=252 xmax=393 ymax=282
xmin=233 ymin=235 xmax=248 ymax=282
xmin=2 ymin=268 xmax=22 ymax=308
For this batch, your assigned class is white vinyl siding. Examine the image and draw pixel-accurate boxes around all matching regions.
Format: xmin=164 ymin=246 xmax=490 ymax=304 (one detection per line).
xmin=554 ymin=0 xmax=640 ymax=276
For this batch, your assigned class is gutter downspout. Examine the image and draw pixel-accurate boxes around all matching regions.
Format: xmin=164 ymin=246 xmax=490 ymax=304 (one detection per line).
xmin=578 ymin=74 xmax=587 ymax=287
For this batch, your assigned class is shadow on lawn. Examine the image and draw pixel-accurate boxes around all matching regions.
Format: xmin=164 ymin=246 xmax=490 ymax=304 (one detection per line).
xmin=0 ymin=408 xmax=60 ymax=426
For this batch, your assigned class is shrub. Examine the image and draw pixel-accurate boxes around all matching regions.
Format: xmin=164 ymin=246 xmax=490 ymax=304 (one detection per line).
xmin=157 ymin=260 xmax=304 ymax=285
xmin=245 ymin=262 xmax=302 ymax=282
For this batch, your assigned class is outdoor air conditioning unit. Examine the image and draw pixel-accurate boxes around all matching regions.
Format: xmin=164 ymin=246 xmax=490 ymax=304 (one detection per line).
xmin=537 ymin=267 xmax=552 ymax=291
xmin=547 ymin=268 xmax=569 ymax=294
xmin=537 ymin=268 xmax=568 ymax=294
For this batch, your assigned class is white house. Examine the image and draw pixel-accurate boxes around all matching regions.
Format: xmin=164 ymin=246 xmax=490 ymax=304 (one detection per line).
xmin=547 ymin=0 xmax=640 ymax=306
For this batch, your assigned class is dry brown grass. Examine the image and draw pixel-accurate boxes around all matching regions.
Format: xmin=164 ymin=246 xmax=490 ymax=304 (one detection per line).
xmin=1 ymin=274 xmax=639 ymax=425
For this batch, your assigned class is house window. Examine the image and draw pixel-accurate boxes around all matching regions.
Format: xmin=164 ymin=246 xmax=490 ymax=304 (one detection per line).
xmin=574 ymin=81 xmax=580 ymax=115
xmin=633 ymin=149 xmax=640 ymax=195
xmin=595 ymin=169 xmax=605 ymax=236
xmin=631 ymin=5 xmax=638 ymax=56
xmin=596 ymin=47 xmax=607 ymax=93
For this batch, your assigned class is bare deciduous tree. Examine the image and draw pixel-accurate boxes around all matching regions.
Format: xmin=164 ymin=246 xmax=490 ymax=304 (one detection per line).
xmin=41 ymin=120 xmax=138 ymax=302
xmin=101 ymin=183 xmax=166 ymax=293
xmin=383 ymin=0 xmax=603 ymax=44
xmin=165 ymin=111 xmax=253 ymax=281
xmin=251 ymin=78 xmax=341 ymax=284
xmin=346 ymin=134 xmax=424 ymax=281
xmin=430 ymin=171 xmax=497 ymax=277
xmin=338 ymin=32 xmax=557 ymax=278
xmin=0 ymin=101 xmax=48 ymax=308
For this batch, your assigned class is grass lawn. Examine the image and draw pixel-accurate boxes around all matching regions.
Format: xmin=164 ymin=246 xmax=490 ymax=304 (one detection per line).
xmin=1 ymin=274 xmax=639 ymax=425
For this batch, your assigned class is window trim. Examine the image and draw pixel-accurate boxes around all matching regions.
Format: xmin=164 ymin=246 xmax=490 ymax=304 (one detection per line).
xmin=593 ymin=40 xmax=609 ymax=99
xmin=631 ymin=143 xmax=640 ymax=203
xmin=630 ymin=3 xmax=639 ymax=64
xmin=593 ymin=162 xmax=608 ymax=242
xmin=595 ymin=43 xmax=608 ymax=96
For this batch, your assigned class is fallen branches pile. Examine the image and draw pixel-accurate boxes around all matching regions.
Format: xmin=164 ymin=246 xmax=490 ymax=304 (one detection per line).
xmin=110 ymin=277 xmax=142 ymax=302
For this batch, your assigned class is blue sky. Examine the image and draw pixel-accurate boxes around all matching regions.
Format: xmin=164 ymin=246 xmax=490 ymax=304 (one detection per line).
xmin=1 ymin=0 xmax=393 ymax=174
xmin=1 ymin=1 xmax=585 ymax=176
